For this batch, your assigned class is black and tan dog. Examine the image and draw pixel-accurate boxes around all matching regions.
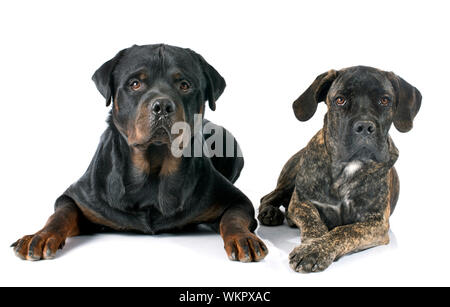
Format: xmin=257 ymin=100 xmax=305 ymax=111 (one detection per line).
xmin=259 ymin=66 xmax=421 ymax=272
xmin=12 ymin=44 xmax=268 ymax=262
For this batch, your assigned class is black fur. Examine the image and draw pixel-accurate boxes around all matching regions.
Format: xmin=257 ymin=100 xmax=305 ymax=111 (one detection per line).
xmin=64 ymin=44 xmax=251 ymax=234
xmin=13 ymin=44 xmax=268 ymax=262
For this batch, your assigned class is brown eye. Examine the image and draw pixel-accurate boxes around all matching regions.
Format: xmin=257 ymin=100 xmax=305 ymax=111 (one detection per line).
xmin=335 ymin=96 xmax=346 ymax=106
xmin=380 ymin=96 xmax=391 ymax=106
xmin=130 ymin=80 xmax=141 ymax=91
xmin=179 ymin=80 xmax=190 ymax=92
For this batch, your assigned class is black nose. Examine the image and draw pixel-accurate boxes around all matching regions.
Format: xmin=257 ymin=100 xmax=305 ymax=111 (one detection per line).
xmin=353 ymin=121 xmax=376 ymax=136
xmin=151 ymin=99 xmax=176 ymax=117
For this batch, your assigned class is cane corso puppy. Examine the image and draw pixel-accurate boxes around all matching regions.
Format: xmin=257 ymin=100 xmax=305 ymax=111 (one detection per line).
xmin=12 ymin=44 xmax=268 ymax=262
xmin=259 ymin=66 xmax=421 ymax=272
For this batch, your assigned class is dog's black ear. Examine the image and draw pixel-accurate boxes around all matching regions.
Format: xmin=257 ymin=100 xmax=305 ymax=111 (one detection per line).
xmin=190 ymin=50 xmax=226 ymax=111
xmin=388 ymin=73 xmax=422 ymax=132
xmin=92 ymin=49 xmax=127 ymax=107
xmin=292 ymin=70 xmax=337 ymax=121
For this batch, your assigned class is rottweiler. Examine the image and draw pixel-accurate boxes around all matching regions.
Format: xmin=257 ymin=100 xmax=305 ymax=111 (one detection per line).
xmin=258 ymin=66 xmax=421 ymax=272
xmin=12 ymin=44 xmax=268 ymax=262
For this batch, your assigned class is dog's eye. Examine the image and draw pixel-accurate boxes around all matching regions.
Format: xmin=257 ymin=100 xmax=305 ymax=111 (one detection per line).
xmin=179 ymin=80 xmax=191 ymax=92
xmin=129 ymin=80 xmax=141 ymax=91
xmin=380 ymin=96 xmax=391 ymax=106
xmin=335 ymin=96 xmax=346 ymax=106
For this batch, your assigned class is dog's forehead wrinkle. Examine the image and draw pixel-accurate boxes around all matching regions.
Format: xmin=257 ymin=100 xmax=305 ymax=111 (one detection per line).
xmin=116 ymin=64 xmax=149 ymax=81
xmin=168 ymin=66 xmax=202 ymax=84
xmin=331 ymin=68 xmax=393 ymax=98
xmin=116 ymin=45 xmax=199 ymax=77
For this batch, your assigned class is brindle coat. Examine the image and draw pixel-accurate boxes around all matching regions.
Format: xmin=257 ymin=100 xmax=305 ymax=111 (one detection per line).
xmin=259 ymin=66 xmax=421 ymax=272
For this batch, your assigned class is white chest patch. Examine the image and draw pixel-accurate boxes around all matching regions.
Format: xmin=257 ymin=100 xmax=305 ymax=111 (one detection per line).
xmin=309 ymin=160 xmax=365 ymax=223
xmin=344 ymin=160 xmax=363 ymax=177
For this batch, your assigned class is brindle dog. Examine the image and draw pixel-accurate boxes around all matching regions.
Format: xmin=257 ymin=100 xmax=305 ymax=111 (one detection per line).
xmin=12 ymin=44 xmax=268 ymax=262
xmin=259 ymin=66 xmax=421 ymax=272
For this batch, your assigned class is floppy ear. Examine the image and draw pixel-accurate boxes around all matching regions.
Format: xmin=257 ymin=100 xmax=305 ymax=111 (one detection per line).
xmin=388 ymin=73 xmax=422 ymax=132
xmin=189 ymin=50 xmax=226 ymax=111
xmin=292 ymin=70 xmax=337 ymax=121
xmin=92 ymin=49 xmax=127 ymax=107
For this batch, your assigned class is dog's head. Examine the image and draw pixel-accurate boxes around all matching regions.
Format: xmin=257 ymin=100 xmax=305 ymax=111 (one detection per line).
xmin=293 ymin=66 xmax=421 ymax=163
xmin=92 ymin=44 xmax=225 ymax=149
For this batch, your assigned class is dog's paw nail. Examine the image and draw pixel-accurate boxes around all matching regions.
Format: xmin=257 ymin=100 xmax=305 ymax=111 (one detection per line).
xmin=261 ymin=244 xmax=268 ymax=253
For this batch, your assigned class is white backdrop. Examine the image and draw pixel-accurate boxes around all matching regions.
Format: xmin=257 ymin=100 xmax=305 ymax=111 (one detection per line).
xmin=1 ymin=0 xmax=449 ymax=286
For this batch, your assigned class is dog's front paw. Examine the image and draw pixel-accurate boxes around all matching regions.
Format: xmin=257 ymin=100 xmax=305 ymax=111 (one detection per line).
xmin=224 ymin=232 xmax=268 ymax=262
xmin=11 ymin=231 xmax=66 ymax=261
xmin=289 ymin=239 xmax=335 ymax=273
xmin=258 ymin=206 xmax=285 ymax=226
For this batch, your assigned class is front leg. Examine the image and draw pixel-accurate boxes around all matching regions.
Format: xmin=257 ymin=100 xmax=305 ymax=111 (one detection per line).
xmin=286 ymin=190 xmax=329 ymax=242
xmin=220 ymin=206 xmax=268 ymax=262
xmin=289 ymin=208 xmax=390 ymax=273
xmin=11 ymin=195 xmax=82 ymax=260
xmin=258 ymin=148 xmax=304 ymax=226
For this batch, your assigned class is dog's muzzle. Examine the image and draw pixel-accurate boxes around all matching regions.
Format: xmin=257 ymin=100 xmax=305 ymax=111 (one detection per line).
xmin=149 ymin=98 xmax=177 ymax=144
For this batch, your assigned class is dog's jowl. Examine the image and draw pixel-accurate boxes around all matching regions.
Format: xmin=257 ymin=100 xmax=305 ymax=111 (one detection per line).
xmin=12 ymin=44 xmax=268 ymax=262
xmin=259 ymin=66 xmax=421 ymax=272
